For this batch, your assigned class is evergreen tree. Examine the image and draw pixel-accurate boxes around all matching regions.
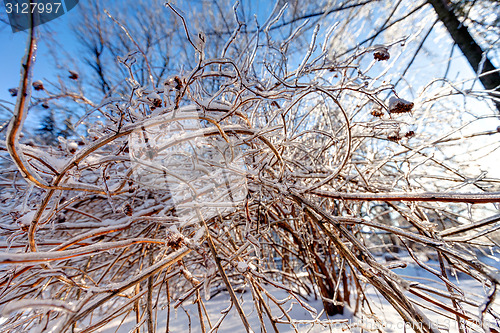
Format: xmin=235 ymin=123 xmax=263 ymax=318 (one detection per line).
xmin=36 ymin=109 xmax=58 ymax=144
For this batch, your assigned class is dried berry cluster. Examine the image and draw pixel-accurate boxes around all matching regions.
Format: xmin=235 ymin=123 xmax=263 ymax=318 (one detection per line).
xmin=123 ymin=203 xmax=133 ymax=216
xmin=371 ymin=108 xmax=384 ymax=117
xmin=388 ymin=97 xmax=414 ymax=114
xmin=387 ymin=130 xmax=415 ymax=142
xmin=373 ymin=47 xmax=390 ymax=61
xmin=165 ymin=230 xmax=184 ymax=250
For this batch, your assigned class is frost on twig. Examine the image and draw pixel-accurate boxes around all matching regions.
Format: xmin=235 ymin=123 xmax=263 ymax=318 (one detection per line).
xmin=2 ymin=299 xmax=75 ymax=315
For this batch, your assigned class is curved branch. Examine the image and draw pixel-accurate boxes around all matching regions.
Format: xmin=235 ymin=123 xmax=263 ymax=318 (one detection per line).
xmin=311 ymin=189 xmax=500 ymax=203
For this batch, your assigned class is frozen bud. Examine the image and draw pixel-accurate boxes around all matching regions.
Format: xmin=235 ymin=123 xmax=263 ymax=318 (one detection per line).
xmin=123 ymin=203 xmax=133 ymax=216
xmin=68 ymin=70 xmax=79 ymax=80
xmin=33 ymin=80 xmax=44 ymax=91
xmin=387 ymin=130 xmax=401 ymax=142
xmin=405 ymin=130 xmax=415 ymax=138
xmin=237 ymin=261 xmax=249 ymax=273
xmin=67 ymin=141 xmax=78 ymax=154
xmin=165 ymin=227 xmax=184 ymax=250
xmin=41 ymin=102 xmax=49 ymax=109
xmin=371 ymin=108 xmax=384 ymax=117
xmin=388 ymin=97 xmax=414 ymax=114
xmin=8 ymin=88 xmax=18 ymax=97
xmin=147 ymin=92 xmax=162 ymax=109
xmin=373 ymin=47 xmax=390 ymax=61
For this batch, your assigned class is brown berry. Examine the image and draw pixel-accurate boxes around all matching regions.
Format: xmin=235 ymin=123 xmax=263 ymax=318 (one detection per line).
xmin=69 ymin=70 xmax=79 ymax=80
xmin=373 ymin=47 xmax=390 ymax=61
xmin=33 ymin=80 xmax=44 ymax=91
xmin=174 ymin=76 xmax=182 ymax=90
xmin=123 ymin=203 xmax=133 ymax=216
xmin=388 ymin=97 xmax=414 ymax=114
xmin=9 ymin=88 xmax=18 ymax=97
xmin=371 ymin=109 xmax=384 ymax=117
xmin=405 ymin=131 xmax=415 ymax=138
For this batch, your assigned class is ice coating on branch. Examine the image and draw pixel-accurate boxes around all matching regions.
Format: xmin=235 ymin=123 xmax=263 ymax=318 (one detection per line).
xmin=22 ymin=144 xmax=70 ymax=171
xmin=200 ymin=98 xmax=232 ymax=111
xmin=2 ymin=299 xmax=75 ymax=315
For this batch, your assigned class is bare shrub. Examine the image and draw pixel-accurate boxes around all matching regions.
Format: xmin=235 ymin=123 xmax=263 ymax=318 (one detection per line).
xmin=1 ymin=3 xmax=499 ymax=333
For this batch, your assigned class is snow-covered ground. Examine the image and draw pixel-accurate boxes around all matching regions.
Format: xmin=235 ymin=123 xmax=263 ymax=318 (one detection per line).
xmin=99 ymin=286 xmax=350 ymax=333
xmin=92 ymin=254 xmax=499 ymax=333
xmin=1 ymin=253 xmax=497 ymax=332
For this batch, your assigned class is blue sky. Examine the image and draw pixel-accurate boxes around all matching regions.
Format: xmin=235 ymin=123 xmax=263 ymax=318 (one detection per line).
xmin=0 ymin=2 xmax=82 ymax=106
xmin=0 ymin=0 xmax=274 ymax=114
xmin=1 ymin=1 xmax=499 ymax=131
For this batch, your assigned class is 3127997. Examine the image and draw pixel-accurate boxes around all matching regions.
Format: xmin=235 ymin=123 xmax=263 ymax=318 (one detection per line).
xmin=5 ymin=2 xmax=61 ymax=14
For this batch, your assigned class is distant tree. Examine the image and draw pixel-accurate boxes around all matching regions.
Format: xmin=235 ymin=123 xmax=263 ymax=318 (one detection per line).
xmin=427 ymin=0 xmax=500 ymax=112
xmin=36 ymin=108 xmax=57 ymax=144
xmin=57 ymin=115 xmax=76 ymax=139
xmin=66 ymin=0 xmax=500 ymax=113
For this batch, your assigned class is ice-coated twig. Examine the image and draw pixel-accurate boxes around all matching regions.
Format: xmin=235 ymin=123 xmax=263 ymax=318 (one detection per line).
xmin=295 ymin=24 xmax=320 ymax=77
xmin=104 ymin=10 xmax=155 ymax=88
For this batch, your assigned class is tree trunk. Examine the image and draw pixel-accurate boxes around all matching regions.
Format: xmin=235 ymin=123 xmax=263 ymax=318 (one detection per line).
xmin=427 ymin=0 xmax=500 ymax=113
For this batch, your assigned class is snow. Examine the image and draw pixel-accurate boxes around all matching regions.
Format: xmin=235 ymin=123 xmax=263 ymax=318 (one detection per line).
xmin=92 ymin=286 xmax=349 ymax=333
xmin=237 ymin=261 xmax=249 ymax=272
xmin=82 ymin=256 xmax=500 ymax=333
xmin=17 ymin=210 xmax=36 ymax=226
